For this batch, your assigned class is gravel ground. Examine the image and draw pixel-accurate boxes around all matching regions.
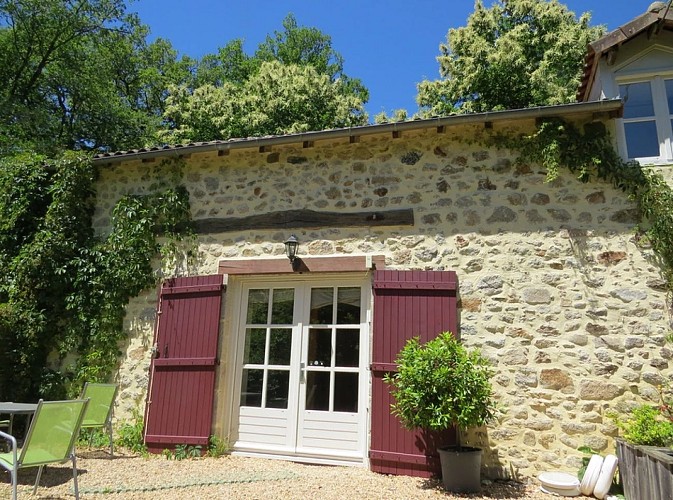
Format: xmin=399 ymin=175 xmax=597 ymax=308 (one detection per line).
xmin=0 ymin=448 xmax=553 ymax=500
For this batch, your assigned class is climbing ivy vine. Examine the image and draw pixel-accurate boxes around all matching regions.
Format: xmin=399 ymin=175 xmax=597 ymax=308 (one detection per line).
xmin=0 ymin=152 xmax=192 ymax=402
xmin=494 ymin=119 xmax=673 ymax=300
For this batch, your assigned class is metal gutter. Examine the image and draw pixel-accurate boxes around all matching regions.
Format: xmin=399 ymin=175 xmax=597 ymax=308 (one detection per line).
xmin=94 ymin=99 xmax=623 ymax=165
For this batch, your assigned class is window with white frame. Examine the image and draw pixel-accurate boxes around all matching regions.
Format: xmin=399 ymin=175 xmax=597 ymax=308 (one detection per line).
xmin=619 ymin=76 xmax=673 ymax=163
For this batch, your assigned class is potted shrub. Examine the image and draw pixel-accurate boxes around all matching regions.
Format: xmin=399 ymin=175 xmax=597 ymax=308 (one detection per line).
xmin=384 ymin=331 xmax=497 ymax=493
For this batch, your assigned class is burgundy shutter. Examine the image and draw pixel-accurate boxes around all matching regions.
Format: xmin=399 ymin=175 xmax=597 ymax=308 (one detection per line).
xmin=144 ymin=275 xmax=224 ymax=453
xmin=370 ymin=270 xmax=458 ymax=477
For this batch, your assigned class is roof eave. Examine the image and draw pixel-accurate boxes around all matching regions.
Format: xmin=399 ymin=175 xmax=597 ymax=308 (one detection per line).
xmin=94 ymin=99 xmax=623 ymax=165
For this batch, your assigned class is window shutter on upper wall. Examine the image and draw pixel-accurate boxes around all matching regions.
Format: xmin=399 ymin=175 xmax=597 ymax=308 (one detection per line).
xmin=370 ymin=270 xmax=458 ymax=477
xmin=144 ymin=275 xmax=224 ymax=453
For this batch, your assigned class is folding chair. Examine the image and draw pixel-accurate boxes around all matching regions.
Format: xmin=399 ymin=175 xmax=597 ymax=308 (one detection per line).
xmin=80 ymin=383 xmax=118 ymax=456
xmin=0 ymin=398 xmax=89 ymax=500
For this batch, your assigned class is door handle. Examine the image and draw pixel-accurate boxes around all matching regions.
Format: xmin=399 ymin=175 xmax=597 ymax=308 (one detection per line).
xmin=300 ymin=362 xmax=305 ymax=383
xmin=164 ymin=344 xmax=169 ymax=358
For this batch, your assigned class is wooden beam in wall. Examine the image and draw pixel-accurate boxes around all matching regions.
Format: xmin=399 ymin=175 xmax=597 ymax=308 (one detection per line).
xmin=219 ymin=255 xmax=386 ymax=275
xmin=193 ymin=208 xmax=414 ymax=234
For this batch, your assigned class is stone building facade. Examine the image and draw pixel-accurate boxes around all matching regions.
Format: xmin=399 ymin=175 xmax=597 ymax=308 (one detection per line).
xmin=93 ymin=99 xmax=672 ymax=479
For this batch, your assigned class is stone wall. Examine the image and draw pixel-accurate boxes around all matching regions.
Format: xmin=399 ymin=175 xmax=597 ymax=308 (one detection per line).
xmin=95 ymin=120 xmax=672 ymax=479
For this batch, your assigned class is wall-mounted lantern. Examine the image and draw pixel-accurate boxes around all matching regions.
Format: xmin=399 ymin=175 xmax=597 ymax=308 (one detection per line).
xmin=284 ymin=234 xmax=300 ymax=271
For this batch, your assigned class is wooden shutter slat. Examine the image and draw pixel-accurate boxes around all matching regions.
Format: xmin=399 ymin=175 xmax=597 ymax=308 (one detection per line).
xmin=153 ymin=357 xmax=217 ymax=367
xmin=373 ymin=281 xmax=457 ymax=290
xmin=161 ymin=283 xmax=224 ymax=295
xmin=370 ymin=362 xmax=397 ymax=372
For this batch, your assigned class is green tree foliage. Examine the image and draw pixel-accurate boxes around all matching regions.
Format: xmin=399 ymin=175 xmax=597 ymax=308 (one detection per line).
xmin=161 ymin=14 xmax=369 ymax=142
xmin=162 ymin=61 xmax=366 ymax=143
xmin=417 ymin=0 xmax=603 ymax=115
xmin=195 ymin=39 xmax=257 ymax=88
xmin=0 ymin=0 xmax=192 ymax=155
xmin=254 ymin=13 xmax=368 ymax=103
xmin=0 ymin=153 xmax=191 ymax=401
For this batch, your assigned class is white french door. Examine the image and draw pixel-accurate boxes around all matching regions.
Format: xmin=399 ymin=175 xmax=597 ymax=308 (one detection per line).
xmin=232 ymin=276 xmax=370 ymax=464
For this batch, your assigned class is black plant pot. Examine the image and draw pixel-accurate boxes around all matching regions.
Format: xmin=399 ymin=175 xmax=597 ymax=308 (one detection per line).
xmin=438 ymin=445 xmax=482 ymax=493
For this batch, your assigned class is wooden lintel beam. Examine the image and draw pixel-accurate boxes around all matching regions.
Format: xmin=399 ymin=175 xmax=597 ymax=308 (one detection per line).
xmin=219 ymin=254 xmax=386 ymax=275
xmin=194 ymin=208 xmax=415 ymax=234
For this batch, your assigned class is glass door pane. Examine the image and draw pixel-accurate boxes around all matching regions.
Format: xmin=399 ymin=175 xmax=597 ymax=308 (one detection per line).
xmin=310 ymin=288 xmax=333 ymax=324
xmin=307 ymin=328 xmax=331 ymax=367
xmin=335 ymin=329 xmax=359 ymax=367
xmin=305 ymin=372 xmax=330 ymax=411
xmin=334 ymin=373 xmax=358 ymax=412
xmin=337 ymin=287 xmax=361 ymax=323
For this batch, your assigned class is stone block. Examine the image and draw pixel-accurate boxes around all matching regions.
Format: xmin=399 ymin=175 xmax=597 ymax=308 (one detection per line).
xmin=528 ymin=417 xmax=554 ymax=431
xmin=611 ymin=288 xmax=647 ymax=302
xmin=578 ymin=380 xmax=624 ymax=400
xmin=522 ymin=287 xmax=553 ymax=304
xmin=502 ymin=348 xmax=529 ymax=365
xmin=539 ymin=368 xmax=574 ymax=391
xmin=597 ymin=251 xmax=627 ymax=265
xmin=561 ymin=422 xmax=597 ymax=434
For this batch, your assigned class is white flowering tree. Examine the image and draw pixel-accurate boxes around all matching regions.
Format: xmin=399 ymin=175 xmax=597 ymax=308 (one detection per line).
xmin=416 ymin=0 xmax=604 ymax=115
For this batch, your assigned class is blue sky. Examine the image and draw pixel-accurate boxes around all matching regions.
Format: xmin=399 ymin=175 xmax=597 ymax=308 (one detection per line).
xmin=131 ymin=0 xmax=652 ymax=119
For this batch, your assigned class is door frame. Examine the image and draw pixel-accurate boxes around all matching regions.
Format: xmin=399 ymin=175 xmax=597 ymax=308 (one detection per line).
xmin=223 ymin=272 xmax=372 ymax=466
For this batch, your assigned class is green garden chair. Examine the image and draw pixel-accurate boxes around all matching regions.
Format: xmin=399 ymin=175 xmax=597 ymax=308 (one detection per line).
xmin=0 ymin=398 xmax=89 ymax=500
xmin=80 ymin=382 xmax=118 ymax=456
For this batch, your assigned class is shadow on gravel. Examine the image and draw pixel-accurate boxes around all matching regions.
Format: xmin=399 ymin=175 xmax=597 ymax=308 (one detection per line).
xmin=419 ymin=478 xmax=533 ymax=498
xmin=1 ymin=465 xmax=88 ymax=488
xmin=76 ymin=448 xmax=136 ymax=460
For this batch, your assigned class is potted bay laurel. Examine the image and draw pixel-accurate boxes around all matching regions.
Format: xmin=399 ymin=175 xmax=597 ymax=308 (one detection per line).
xmin=384 ymin=331 xmax=497 ymax=493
